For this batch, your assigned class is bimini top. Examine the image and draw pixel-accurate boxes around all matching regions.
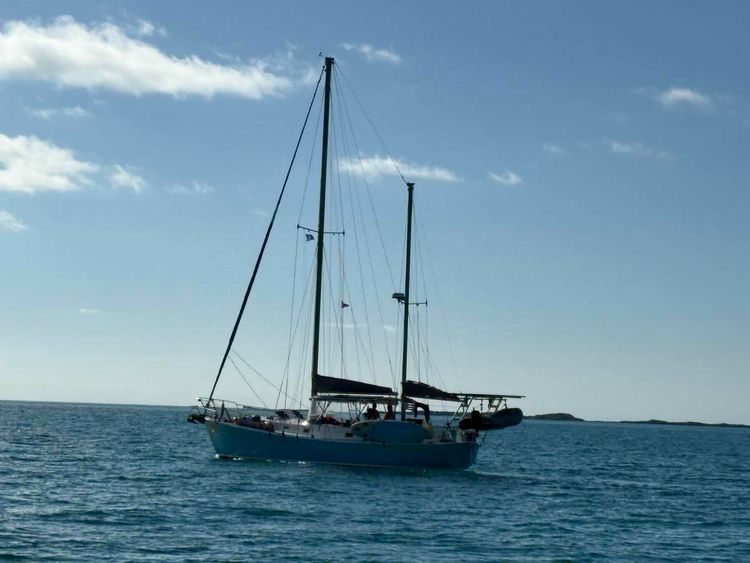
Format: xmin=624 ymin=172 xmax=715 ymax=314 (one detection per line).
xmin=403 ymin=380 xmax=525 ymax=402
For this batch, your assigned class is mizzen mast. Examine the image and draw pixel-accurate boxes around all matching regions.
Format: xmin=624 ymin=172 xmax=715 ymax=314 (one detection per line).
xmin=400 ymin=182 xmax=415 ymax=421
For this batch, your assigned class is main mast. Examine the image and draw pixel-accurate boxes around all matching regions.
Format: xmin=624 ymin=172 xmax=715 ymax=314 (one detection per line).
xmin=400 ymin=182 xmax=415 ymax=421
xmin=310 ymin=56 xmax=334 ymax=397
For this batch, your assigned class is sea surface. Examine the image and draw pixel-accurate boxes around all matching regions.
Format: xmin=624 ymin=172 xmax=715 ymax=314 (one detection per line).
xmin=1 ymin=401 xmax=748 ymax=561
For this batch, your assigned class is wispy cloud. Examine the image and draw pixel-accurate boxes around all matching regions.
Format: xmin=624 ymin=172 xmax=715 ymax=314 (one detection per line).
xmin=133 ymin=19 xmax=166 ymax=38
xmin=0 ymin=16 xmax=292 ymax=99
xmin=166 ymin=180 xmax=215 ymax=195
xmin=0 ymin=132 xmax=146 ymax=194
xmin=26 ymin=105 xmax=91 ymax=119
xmin=607 ymin=140 xmax=673 ymax=159
xmin=109 ymin=165 xmax=145 ymax=193
xmin=340 ymin=155 xmax=459 ymax=183
xmin=0 ymin=133 xmax=98 ymax=193
xmin=78 ymin=307 xmax=102 ymax=315
xmin=488 ymin=170 xmax=522 ymax=186
xmin=324 ymin=321 xmax=366 ymax=330
xmin=341 ymin=43 xmax=401 ymax=64
xmin=542 ymin=143 xmax=563 ymax=155
xmin=657 ymin=87 xmax=712 ymax=109
xmin=0 ymin=209 xmax=28 ymax=232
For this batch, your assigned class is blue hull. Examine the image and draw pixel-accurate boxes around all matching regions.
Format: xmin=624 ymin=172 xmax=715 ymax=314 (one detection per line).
xmin=206 ymin=421 xmax=479 ymax=469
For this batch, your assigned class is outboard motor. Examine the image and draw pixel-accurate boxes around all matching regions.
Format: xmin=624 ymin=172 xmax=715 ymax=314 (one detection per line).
xmin=471 ymin=409 xmax=483 ymax=431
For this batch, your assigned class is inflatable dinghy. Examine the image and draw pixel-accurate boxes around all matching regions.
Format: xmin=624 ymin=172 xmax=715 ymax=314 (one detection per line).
xmin=459 ymin=408 xmax=523 ymax=431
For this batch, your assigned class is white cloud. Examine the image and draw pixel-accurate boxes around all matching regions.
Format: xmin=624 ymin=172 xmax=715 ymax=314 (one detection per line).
xmin=488 ymin=170 xmax=522 ymax=186
xmin=542 ymin=143 xmax=563 ymax=155
xmin=340 ymin=155 xmax=459 ymax=183
xmin=134 ymin=19 xmax=166 ymax=38
xmin=109 ymin=165 xmax=145 ymax=193
xmin=166 ymin=180 xmax=214 ymax=195
xmin=341 ymin=43 xmax=401 ymax=64
xmin=0 ymin=132 xmax=147 ymax=194
xmin=0 ymin=209 xmax=28 ymax=232
xmin=27 ymin=105 xmax=91 ymax=119
xmin=608 ymin=140 xmax=673 ymax=159
xmin=657 ymin=87 xmax=711 ymax=109
xmin=78 ymin=307 xmax=102 ymax=315
xmin=0 ymin=133 xmax=98 ymax=193
xmin=0 ymin=16 xmax=291 ymax=99
xmin=324 ymin=321 xmax=366 ymax=330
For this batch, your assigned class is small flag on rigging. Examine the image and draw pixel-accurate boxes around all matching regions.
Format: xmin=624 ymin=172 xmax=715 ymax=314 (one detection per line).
xmin=305 ymin=233 xmax=314 ymax=241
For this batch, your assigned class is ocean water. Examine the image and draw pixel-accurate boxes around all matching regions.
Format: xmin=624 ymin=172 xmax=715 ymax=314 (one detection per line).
xmin=1 ymin=402 xmax=748 ymax=561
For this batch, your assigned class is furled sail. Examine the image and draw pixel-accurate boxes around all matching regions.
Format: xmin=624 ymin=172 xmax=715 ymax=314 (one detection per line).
xmin=314 ymin=374 xmax=396 ymax=396
xmin=403 ymin=380 xmax=460 ymax=401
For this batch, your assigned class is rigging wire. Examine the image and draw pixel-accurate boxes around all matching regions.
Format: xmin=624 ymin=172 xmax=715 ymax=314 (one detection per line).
xmin=334 ymin=68 xmax=398 ymax=383
xmin=413 ymin=201 xmax=455 ymax=389
xmin=285 ymin=93 xmax=325 ymax=408
xmin=336 ymin=66 xmax=409 ymax=188
xmin=227 ymin=355 xmax=268 ymax=408
xmin=279 ymin=248 xmax=316 ymax=408
xmin=331 ymin=70 xmax=379 ymax=384
xmin=335 ymin=73 xmax=378 ymax=382
xmin=329 ymin=101 xmax=349 ymax=380
xmin=296 ymin=93 xmax=324 ymax=224
xmin=322 ymin=246 xmax=338 ymax=376
xmin=336 ymin=69 xmax=398 ymax=291
xmin=206 ymin=65 xmax=324 ymax=405
xmin=411 ymin=203 xmax=444 ymax=389
xmin=292 ymin=271 xmax=315 ymax=407
xmin=279 ymin=226 xmax=302 ymax=410
xmin=231 ymin=350 xmax=298 ymax=406
xmin=413 ymin=206 xmax=427 ymax=382
xmin=278 ymin=92 xmax=324 ymax=409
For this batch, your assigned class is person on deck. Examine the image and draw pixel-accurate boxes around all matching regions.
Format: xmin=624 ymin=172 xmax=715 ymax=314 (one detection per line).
xmin=384 ymin=402 xmax=395 ymax=420
xmin=365 ymin=402 xmax=380 ymax=420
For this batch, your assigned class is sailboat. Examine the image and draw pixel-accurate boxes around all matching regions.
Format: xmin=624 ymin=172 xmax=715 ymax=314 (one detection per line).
xmin=188 ymin=57 xmax=523 ymax=469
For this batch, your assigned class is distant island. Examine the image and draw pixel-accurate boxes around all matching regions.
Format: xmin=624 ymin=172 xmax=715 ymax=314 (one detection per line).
xmin=526 ymin=413 xmax=749 ymax=429
xmin=526 ymin=413 xmax=584 ymax=422
xmin=617 ymin=419 xmax=750 ymax=429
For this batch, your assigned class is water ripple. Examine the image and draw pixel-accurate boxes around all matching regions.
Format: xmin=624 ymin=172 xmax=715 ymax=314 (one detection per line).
xmin=0 ymin=401 xmax=748 ymax=560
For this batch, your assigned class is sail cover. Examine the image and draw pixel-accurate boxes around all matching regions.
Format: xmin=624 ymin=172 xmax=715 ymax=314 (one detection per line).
xmin=315 ymin=374 xmax=396 ymax=396
xmin=403 ymin=380 xmax=460 ymax=401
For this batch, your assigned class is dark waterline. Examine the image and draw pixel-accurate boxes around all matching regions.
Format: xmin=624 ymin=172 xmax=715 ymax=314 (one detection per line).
xmin=1 ymin=401 xmax=749 ymax=561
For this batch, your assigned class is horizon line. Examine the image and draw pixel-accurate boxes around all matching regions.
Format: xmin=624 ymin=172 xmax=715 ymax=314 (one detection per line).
xmin=1 ymin=398 xmax=747 ymax=427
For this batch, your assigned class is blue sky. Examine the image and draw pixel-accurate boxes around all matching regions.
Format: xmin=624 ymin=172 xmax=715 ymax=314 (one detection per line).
xmin=1 ymin=2 xmax=748 ymax=423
